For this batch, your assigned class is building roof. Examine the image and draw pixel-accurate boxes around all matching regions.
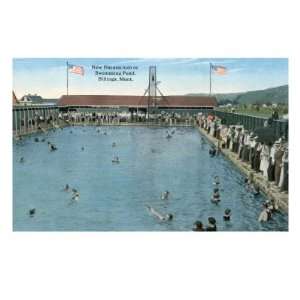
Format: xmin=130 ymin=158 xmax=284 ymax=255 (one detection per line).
xmin=21 ymin=95 xmax=43 ymax=102
xmin=13 ymin=91 xmax=18 ymax=105
xmin=58 ymin=95 xmax=217 ymax=108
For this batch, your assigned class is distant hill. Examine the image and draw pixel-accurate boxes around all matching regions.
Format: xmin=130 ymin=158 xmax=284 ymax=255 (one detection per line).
xmin=186 ymin=85 xmax=288 ymax=105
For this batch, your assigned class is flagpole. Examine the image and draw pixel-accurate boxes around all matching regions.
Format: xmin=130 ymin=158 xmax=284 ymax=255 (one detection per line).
xmin=66 ymin=61 xmax=69 ymax=95
xmin=209 ymin=63 xmax=212 ymax=95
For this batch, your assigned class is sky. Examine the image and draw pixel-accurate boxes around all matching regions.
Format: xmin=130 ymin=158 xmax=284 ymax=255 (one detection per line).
xmin=13 ymin=58 xmax=288 ymax=98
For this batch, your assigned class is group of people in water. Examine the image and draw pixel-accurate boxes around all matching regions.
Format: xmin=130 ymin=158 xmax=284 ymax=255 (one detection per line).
xmin=19 ymin=121 xmax=283 ymax=229
xmin=193 ymin=176 xmax=232 ymax=231
xmin=145 ymin=177 xmax=232 ymax=231
xmin=145 ymin=163 xmax=276 ymax=230
xmin=146 ymin=189 xmax=173 ymax=221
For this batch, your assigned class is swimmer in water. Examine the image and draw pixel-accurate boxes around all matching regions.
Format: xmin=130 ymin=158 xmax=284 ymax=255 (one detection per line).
xmin=146 ymin=205 xmax=173 ymax=221
xmin=29 ymin=208 xmax=36 ymax=217
xmin=211 ymin=188 xmax=220 ymax=204
xmin=112 ymin=142 xmax=116 ymax=147
xmin=258 ymin=203 xmax=272 ymax=222
xmin=213 ymin=176 xmax=220 ymax=186
xmin=81 ymin=146 xmax=84 ymax=151
xmin=161 ymin=190 xmax=170 ymax=200
xmin=258 ymin=199 xmax=277 ymax=222
xmin=50 ymin=144 xmax=57 ymax=151
xmin=223 ymin=208 xmax=231 ymax=221
xmin=34 ymin=137 xmax=39 ymax=142
xmin=112 ymin=156 xmax=120 ymax=163
xmin=19 ymin=157 xmax=25 ymax=163
xmin=70 ymin=191 xmax=80 ymax=203
xmin=206 ymin=217 xmax=217 ymax=231
xmin=63 ymin=184 xmax=70 ymax=192
xmin=209 ymin=146 xmax=217 ymax=157
xmin=193 ymin=221 xmax=205 ymax=231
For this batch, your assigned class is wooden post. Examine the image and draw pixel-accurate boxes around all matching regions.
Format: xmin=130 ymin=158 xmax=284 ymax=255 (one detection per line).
xmin=66 ymin=61 xmax=69 ymax=96
xmin=209 ymin=63 xmax=212 ymax=95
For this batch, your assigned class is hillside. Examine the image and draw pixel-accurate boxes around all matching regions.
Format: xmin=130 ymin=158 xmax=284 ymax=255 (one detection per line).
xmin=187 ymin=85 xmax=288 ymax=105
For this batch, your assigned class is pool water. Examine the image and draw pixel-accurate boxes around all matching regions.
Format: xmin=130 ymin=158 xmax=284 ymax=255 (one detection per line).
xmin=13 ymin=126 xmax=288 ymax=231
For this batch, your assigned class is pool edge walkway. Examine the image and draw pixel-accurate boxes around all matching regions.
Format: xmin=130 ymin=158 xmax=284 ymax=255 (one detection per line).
xmin=198 ymin=126 xmax=289 ymax=214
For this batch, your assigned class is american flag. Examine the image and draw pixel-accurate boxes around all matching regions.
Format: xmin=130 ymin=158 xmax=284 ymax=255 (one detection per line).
xmin=211 ymin=64 xmax=227 ymax=75
xmin=68 ymin=64 xmax=84 ymax=76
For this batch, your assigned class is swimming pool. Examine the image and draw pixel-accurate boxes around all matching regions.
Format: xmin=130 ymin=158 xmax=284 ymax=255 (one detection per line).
xmin=13 ymin=126 xmax=288 ymax=231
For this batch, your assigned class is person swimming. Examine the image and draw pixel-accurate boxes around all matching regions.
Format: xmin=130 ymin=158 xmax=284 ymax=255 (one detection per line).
xmin=146 ymin=205 xmax=173 ymax=221
xmin=19 ymin=157 xmax=25 ymax=163
xmin=246 ymin=181 xmax=260 ymax=196
xmin=112 ymin=156 xmax=120 ymax=163
xmin=63 ymin=184 xmax=70 ymax=192
xmin=213 ymin=176 xmax=220 ymax=186
xmin=258 ymin=202 xmax=272 ymax=222
xmin=112 ymin=142 xmax=116 ymax=147
xmin=34 ymin=137 xmax=39 ymax=142
xmin=161 ymin=190 xmax=170 ymax=200
xmin=29 ymin=208 xmax=36 ymax=217
xmin=211 ymin=188 xmax=220 ymax=203
xmin=209 ymin=146 xmax=216 ymax=157
xmin=50 ymin=144 xmax=57 ymax=151
xmin=206 ymin=217 xmax=217 ymax=231
xmin=193 ymin=221 xmax=205 ymax=231
xmin=223 ymin=208 xmax=231 ymax=221
xmin=81 ymin=146 xmax=85 ymax=151
xmin=71 ymin=191 xmax=80 ymax=203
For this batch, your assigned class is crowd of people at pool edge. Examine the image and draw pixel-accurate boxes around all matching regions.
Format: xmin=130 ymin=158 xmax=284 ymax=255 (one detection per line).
xmin=15 ymin=110 xmax=197 ymax=134
xmin=197 ymin=113 xmax=288 ymax=225
xmin=16 ymin=111 xmax=288 ymax=230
